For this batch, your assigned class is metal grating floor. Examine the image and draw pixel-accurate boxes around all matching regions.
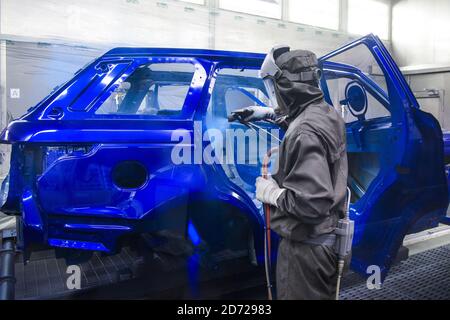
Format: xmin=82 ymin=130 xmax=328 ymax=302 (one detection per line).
xmin=11 ymin=244 xmax=450 ymax=300
xmin=340 ymin=244 xmax=450 ymax=300
xmin=15 ymin=247 xmax=140 ymax=299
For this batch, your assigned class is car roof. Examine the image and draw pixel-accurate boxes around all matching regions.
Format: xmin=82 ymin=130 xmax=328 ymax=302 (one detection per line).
xmin=103 ymin=47 xmax=266 ymax=62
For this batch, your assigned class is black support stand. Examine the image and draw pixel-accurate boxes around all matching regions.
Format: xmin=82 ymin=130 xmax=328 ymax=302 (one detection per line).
xmin=0 ymin=229 xmax=16 ymax=300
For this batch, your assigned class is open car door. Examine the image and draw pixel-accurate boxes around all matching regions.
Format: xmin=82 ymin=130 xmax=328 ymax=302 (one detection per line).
xmin=319 ymin=34 xmax=449 ymax=279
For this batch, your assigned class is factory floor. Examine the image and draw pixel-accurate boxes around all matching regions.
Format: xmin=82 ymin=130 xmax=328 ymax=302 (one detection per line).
xmin=339 ymin=225 xmax=450 ymax=300
xmin=9 ymin=225 xmax=450 ymax=300
xmin=340 ymin=244 xmax=450 ymax=300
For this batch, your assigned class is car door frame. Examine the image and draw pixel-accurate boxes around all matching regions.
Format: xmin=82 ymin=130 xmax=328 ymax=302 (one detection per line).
xmin=320 ymin=34 xmax=448 ymax=279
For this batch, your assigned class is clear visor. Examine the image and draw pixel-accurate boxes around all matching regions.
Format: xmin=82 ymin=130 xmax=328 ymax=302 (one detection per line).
xmin=263 ymin=78 xmax=279 ymax=109
xmin=260 ymin=55 xmax=280 ymax=80
xmin=259 ymin=45 xmax=288 ymax=79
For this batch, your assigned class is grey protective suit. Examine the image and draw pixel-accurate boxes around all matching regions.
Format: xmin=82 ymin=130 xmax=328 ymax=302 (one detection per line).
xmin=270 ymin=50 xmax=348 ymax=300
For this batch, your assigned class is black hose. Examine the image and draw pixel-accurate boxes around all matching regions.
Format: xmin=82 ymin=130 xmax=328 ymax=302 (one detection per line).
xmin=0 ymin=239 xmax=16 ymax=300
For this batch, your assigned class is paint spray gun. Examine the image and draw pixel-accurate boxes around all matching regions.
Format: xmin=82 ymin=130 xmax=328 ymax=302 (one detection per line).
xmin=227 ymin=110 xmax=282 ymax=143
xmin=334 ymin=188 xmax=354 ymax=300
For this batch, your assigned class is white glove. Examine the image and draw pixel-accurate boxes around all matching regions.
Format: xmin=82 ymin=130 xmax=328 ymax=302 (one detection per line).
xmin=256 ymin=177 xmax=286 ymax=207
xmin=232 ymin=106 xmax=276 ymax=122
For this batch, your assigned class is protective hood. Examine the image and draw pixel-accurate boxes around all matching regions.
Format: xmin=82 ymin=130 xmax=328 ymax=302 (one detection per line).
xmin=274 ymin=50 xmax=324 ymax=121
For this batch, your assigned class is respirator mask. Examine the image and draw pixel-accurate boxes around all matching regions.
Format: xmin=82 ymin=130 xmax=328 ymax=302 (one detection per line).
xmin=259 ymin=45 xmax=323 ymax=115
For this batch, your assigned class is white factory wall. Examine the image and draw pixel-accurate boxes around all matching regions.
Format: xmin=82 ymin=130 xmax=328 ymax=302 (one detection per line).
xmin=0 ymin=0 xmax=362 ymax=54
xmin=0 ymin=0 xmax=394 ymax=123
xmin=0 ymin=0 xmax=370 ymax=122
xmin=392 ymin=0 xmax=450 ymax=67
xmin=1 ymin=0 xmax=211 ymax=49
xmin=392 ymin=0 xmax=450 ymax=131
xmin=1 ymin=42 xmax=102 ymax=120
xmin=404 ymin=70 xmax=450 ymax=131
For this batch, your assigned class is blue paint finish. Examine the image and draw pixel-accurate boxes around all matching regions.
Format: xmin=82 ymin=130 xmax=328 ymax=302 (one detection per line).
xmin=444 ymin=132 xmax=450 ymax=157
xmin=0 ymin=35 xmax=448 ymax=281
xmin=188 ymin=221 xmax=201 ymax=246
xmin=21 ymin=189 xmax=46 ymax=247
xmin=441 ymin=131 xmax=450 ymax=225
xmin=442 ymin=217 xmax=450 ymax=226
xmin=48 ymin=238 xmax=109 ymax=252
xmin=63 ymin=224 xmax=132 ymax=232
xmin=187 ymin=253 xmax=201 ymax=298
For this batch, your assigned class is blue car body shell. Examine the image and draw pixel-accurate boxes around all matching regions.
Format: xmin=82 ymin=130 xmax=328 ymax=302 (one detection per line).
xmin=0 ymin=35 xmax=448 ymax=280
xmin=443 ymin=131 xmax=450 ymax=226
